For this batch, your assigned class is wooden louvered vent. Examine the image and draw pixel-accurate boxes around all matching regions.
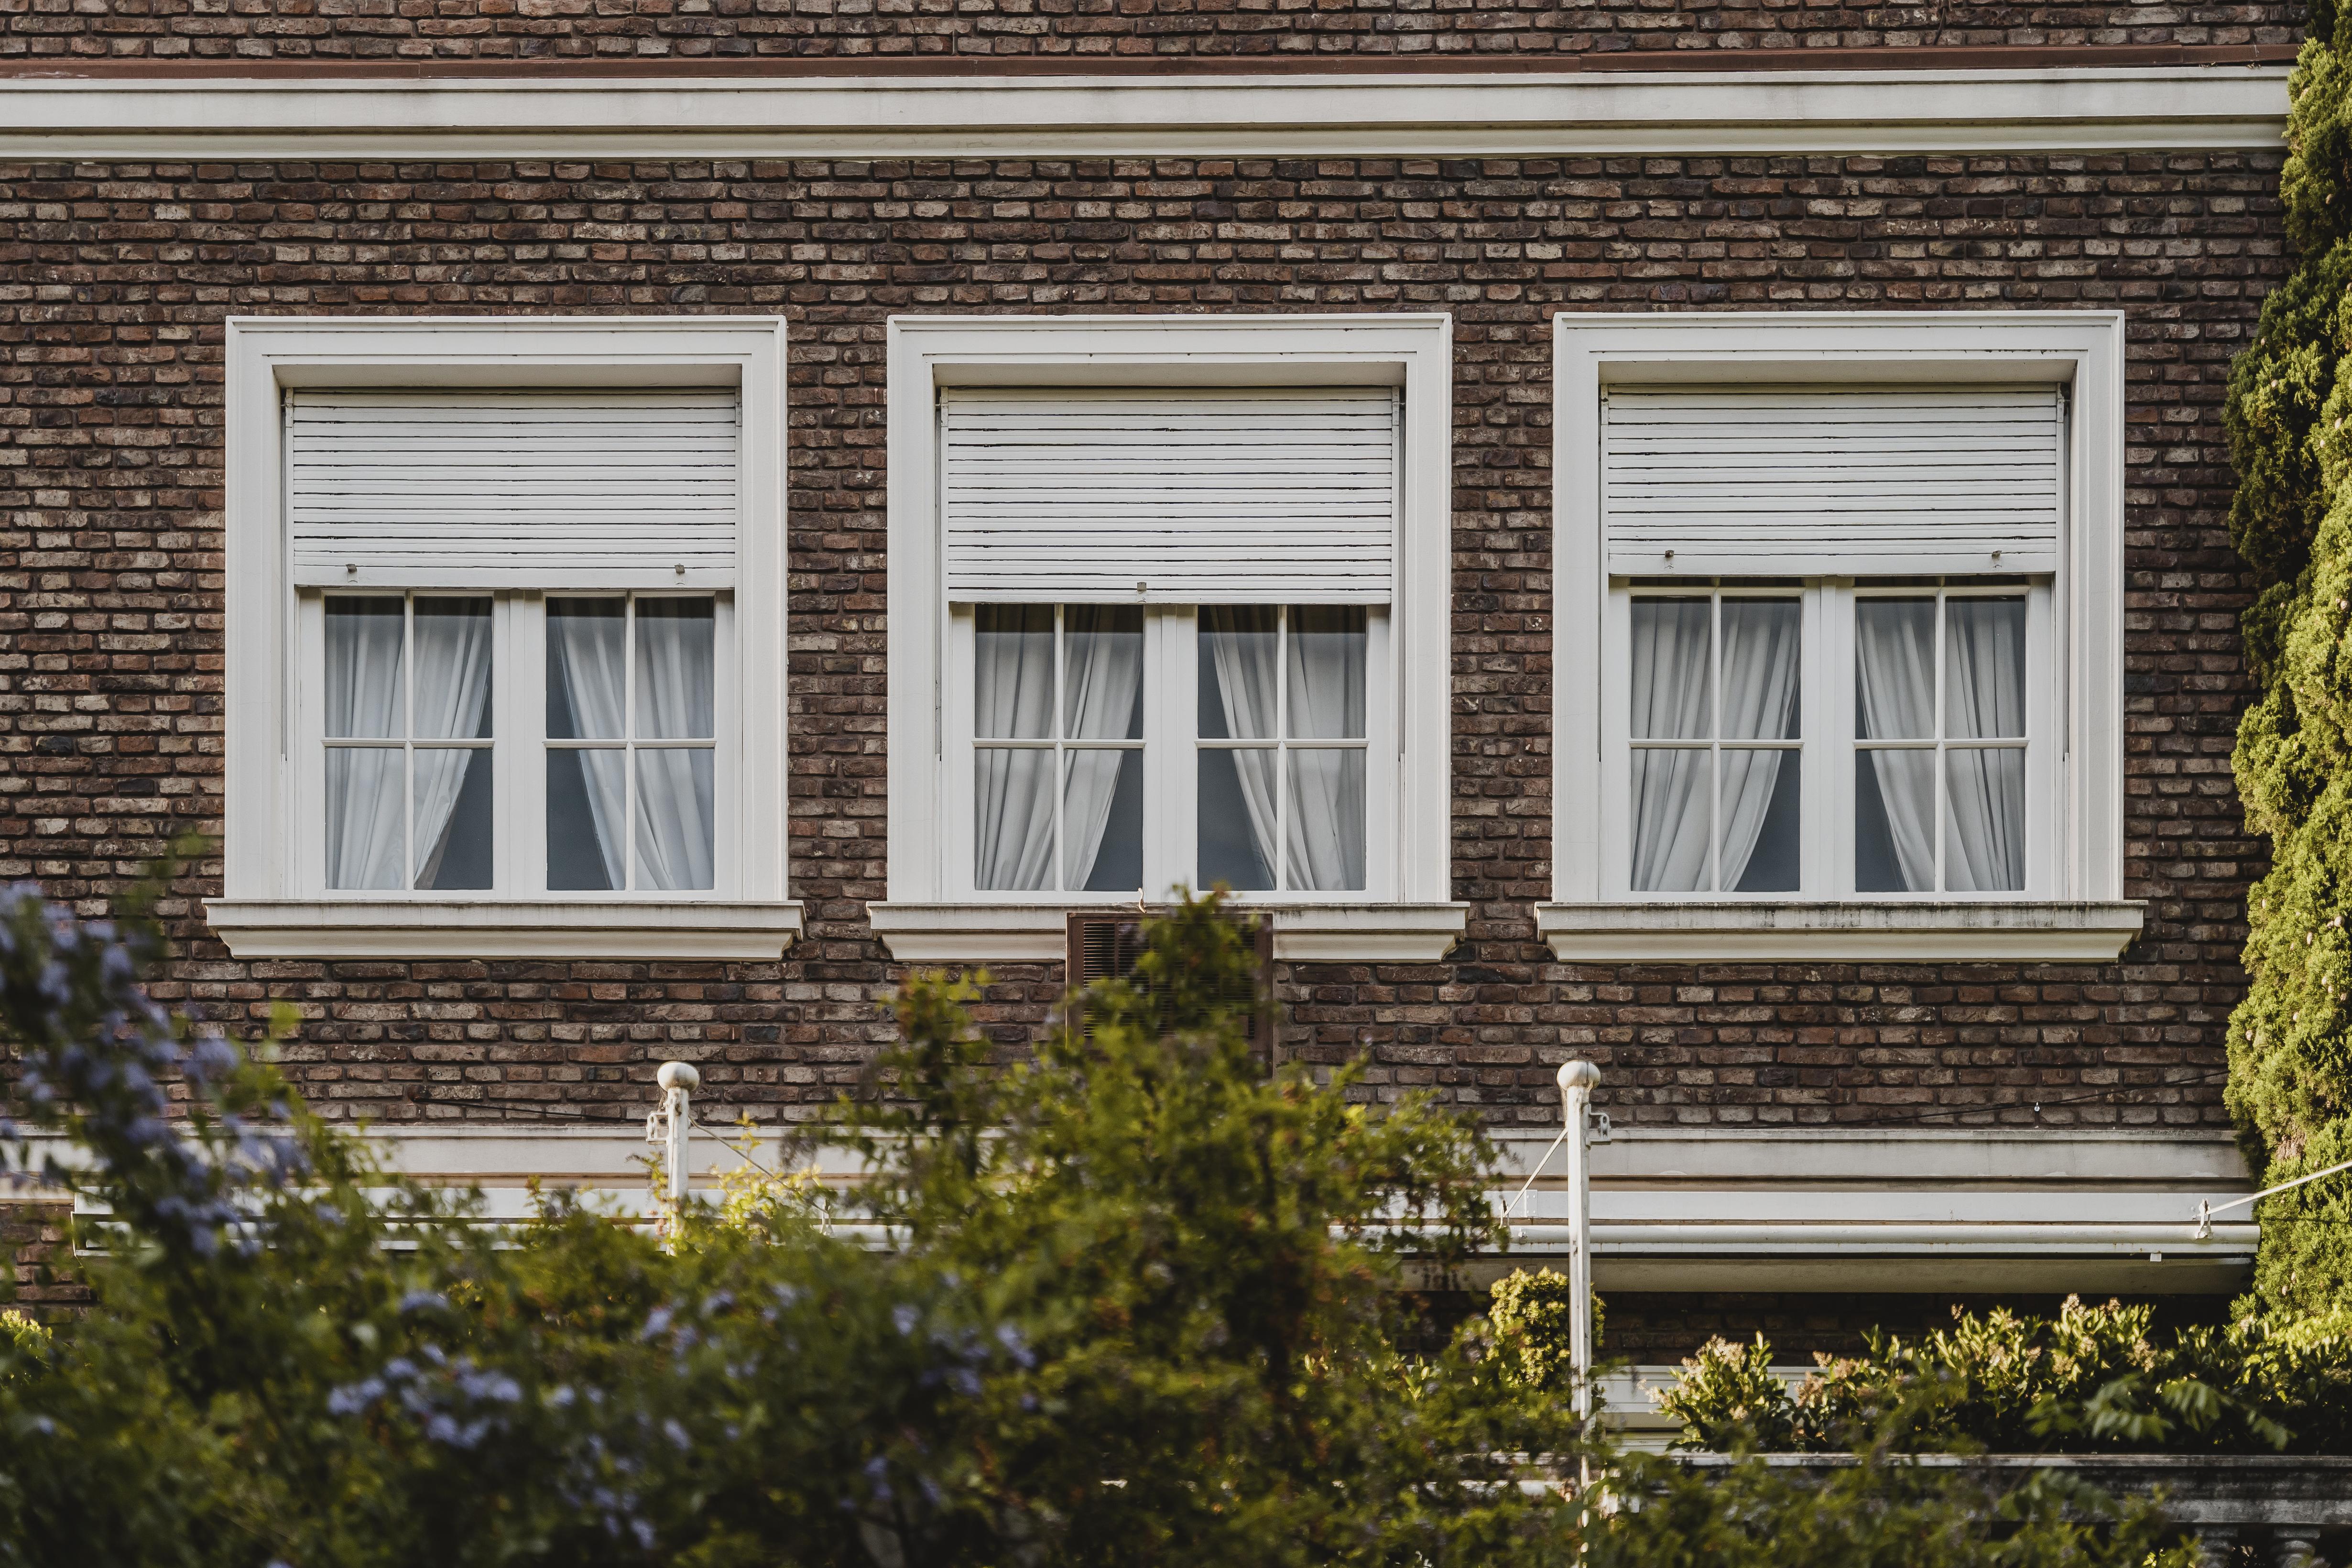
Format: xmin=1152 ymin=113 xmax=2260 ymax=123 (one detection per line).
xmin=1065 ymin=911 xmax=1274 ymax=1046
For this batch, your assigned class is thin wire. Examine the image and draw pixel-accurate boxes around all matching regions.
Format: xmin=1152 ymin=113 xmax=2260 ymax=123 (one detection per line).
xmin=1503 ymin=1124 xmax=1572 ymax=1221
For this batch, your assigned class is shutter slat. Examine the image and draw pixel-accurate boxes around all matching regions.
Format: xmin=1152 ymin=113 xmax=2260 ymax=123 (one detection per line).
xmin=1602 ymin=385 xmax=2063 ymax=576
xmin=942 ymin=387 xmax=1396 ymax=605
xmin=288 ymin=388 xmax=741 ymax=588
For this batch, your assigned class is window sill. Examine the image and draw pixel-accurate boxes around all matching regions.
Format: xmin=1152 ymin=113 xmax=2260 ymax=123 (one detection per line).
xmin=1532 ymin=901 xmax=2144 ymax=962
xmin=867 ymin=902 xmax=1468 ymax=963
xmin=203 ymin=899 xmax=805 ymax=960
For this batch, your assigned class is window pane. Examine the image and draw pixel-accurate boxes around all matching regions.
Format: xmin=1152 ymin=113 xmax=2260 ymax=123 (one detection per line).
xmin=325 ymin=747 xmax=405 ymax=890
xmin=547 ymin=748 xmax=624 ymax=892
xmin=1630 ymin=599 xmax=1711 ymax=740
xmin=1286 ymin=749 xmax=1365 ymax=891
xmin=1855 ymin=750 xmax=1936 ymax=893
xmin=1721 ymin=750 xmax=1798 ymax=894
xmin=1065 ymin=606 xmax=1143 ymax=741
xmin=1629 ymin=748 xmax=1710 ymax=893
xmin=977 ymin=605 xmax=1056 ymax=740
xmin=412 ymin=598 xmax=493 ymax=740
xmin=1720 ymin=599 xmax=1800 ymax=740
xmin=1946 ymin=598 xmax=2026 ymax=740
xmin=414 ymin=747 xmax=492 ymax=891
xmin=975 ymin=747 xmax=1055 ymax=891
xmin=1199 ymin=606 xmax=1278 ymax=740
xmin=637 ymin=598 xmax=716 ymax=740
xmin=1066 ymin=749 xmax=1143 ymax=893
xmin=548 ymin=599 xmax=626 ymax=740
xmin=1197 ymin=749 xmax=1275 ymax=891
xmin=325 ymin=597 xmax=404 ymax=739
xmin=637 ymin=748 xmax=715 ymax=891
xmin=1945 ymin=748 xmax=2025 ymax=893
xmin=1855 ymin=599 xmax=1935 ymax=740
xmin=1287 ymin=606 xmax=1366 ymax=740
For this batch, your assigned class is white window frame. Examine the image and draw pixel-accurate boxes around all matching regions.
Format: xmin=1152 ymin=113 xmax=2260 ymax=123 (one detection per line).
xmin=873 ymin=314 xmax=1465 ymax=963
xmin=1543 ymin=311 xmax=2142 ymax=962
xmin=209 ymin=316 xmax=799 ymax=960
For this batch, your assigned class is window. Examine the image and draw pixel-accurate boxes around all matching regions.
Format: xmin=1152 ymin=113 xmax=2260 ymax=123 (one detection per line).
xmin=1545 ymin=312 xmax=2139 ymax=962
xmin=213 ymin=317 xmax=795 ymax=960
xmin=877 ymin=314 xmax=1462 ymax=963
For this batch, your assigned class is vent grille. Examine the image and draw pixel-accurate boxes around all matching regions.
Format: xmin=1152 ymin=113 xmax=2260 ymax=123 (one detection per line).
xmin=1063 ymin=910 xmax=1274 ymax=1045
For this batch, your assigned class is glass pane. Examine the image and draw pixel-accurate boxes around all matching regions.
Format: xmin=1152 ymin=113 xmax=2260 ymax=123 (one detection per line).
xmin=1946 ymin=598 xmax=2026 ymax=740
xmin=1945 ymin=748 xmax=2025 ymax=893
xmin=412 ymin=598 xmax=492 ymax=740
xmin=1198 ymin=606 xmax=1279 ymax=740
xmin=1721 ymin=750 xmax=1798 ymax=894
xmin=547 ymin=748 xmax=624 ymax=892
xmin=637 ymin=749 xmax=716 ymax=892
xmin=974 ymin=747 xmax=1054 ymax=892
xmin=1286 ymin=749 xmax=1366 ymax=891
xmin=1064 ymin=606 xmax=1143 ymax=741
xmin=1629 ymin=749 xmax=1710 ymax=893
xmin=324 ymin=597 xmax=404 ymax=739
xmin=324 ymin=747 xmax=405 ymax=890
xmin=414 ymin=747 xmax=492 ymax=891
xmin=977 ymin=605 xmax=1056 ymax=740
xmin=547 ymin=599 xmax=626 ymax=740
xmin=1065 ymin=749 xmax=1143 ymax=893
xmin=1855 ymin=750 xmax=1936 ymax=893
xmin=637 ymin=598 xmax=716 ymax=740
xmin=1287 ymin=606 xmax=1367 ymax=740
xmin=1197 ymin=748 xmax=1275 ymax=891
xmin=1855 ymin=599 xmax=1935 ymax=740
xmin=1720 ymin=599 xmax=1800 ymax=740
xmin=1630 ymin=599 xmax=1711 ymax=740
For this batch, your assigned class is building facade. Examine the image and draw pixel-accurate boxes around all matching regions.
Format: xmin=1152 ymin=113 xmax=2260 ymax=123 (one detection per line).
xmin=0 ymin=7 xmax=2300 ymax=1353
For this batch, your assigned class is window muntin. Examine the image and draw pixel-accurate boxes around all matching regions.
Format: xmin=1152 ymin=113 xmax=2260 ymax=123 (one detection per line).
xmin=323 ymin=594 xmax=494 ymax=892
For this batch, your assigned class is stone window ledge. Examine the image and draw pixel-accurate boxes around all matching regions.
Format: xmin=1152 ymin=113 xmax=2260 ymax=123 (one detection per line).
xmin=867 ymin=902 xmax=1469 ymax=964
xmin=204 ymin=899 xmax=804 ymax=961
xmin=1532 ymin=901 xmax=2144 ymax=963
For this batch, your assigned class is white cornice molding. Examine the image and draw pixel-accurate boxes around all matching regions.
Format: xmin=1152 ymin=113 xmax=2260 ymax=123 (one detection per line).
xmin=0 ymin=65 xmax=2287 ymax=160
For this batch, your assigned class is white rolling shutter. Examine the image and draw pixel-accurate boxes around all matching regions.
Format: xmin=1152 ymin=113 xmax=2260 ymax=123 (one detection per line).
xmin=287 ymin=388 xmax=740 ymax=588
xmin=1602 ymin=385 xmax=2064 ymax=576
xmin=941 ymin=387 xmax=1397 ymax=603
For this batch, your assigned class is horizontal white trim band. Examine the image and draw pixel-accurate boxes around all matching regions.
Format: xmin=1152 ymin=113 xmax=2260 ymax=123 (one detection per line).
xmin=1534 ymin=899 xmax=2145 ymax=961
xmin=0 ymin=66 xmax=2287 ymax=160
xmin=204 ymin=897 xmax=804 ymax=959
xmin=866 ymin=900 xmax=1468 ymax=962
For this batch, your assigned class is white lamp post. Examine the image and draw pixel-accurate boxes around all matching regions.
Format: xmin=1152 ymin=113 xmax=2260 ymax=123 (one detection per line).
xmin=648 ymin=1061 xmax=699 ymax=1239
xmin=1557 ymin=1060 xmax=1602 ymax=1422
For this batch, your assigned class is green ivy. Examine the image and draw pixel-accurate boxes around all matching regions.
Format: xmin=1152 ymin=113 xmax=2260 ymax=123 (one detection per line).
xmin=2226 ymin=3 xmax=2352 ymax=1314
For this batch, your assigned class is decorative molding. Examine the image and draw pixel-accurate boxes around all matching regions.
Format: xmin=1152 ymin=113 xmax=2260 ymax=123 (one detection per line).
xmin=1532 ymin=899 xmax=2145 ymax=961
xmin=867 ymin=901 xmax=1469 ymax=962
xmin=0 ymin=65 xmax=2287 ymax=161
xmin=204 ymin=899 xmax=805 ymax=959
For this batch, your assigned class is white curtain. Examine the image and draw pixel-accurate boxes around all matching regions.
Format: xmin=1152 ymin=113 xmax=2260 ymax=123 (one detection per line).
xmin=1060 ymin=607 xmax=1143 ymax=891
xmin=975 ymin=608 xmax=1057 ymax=891
xmin=1628 ymin=600 xmax=1711 ymax=893
xmin=1855 ymin=600 xmax=1938 ymax=892
xmin=1943 ymin=599 xmax=2026 ymax=892
xmin=634 ymin=603 xmax=716 ymax=892
xmin=1285 ymin=610 xmax=1365 ymax=891
xmin=325 ymin=600 xmax=407 ymax=890
xmin=409 ymin=599 xmax=493 ymax=889
xmin=549 ymin=603 xmax=629 ymax=890
xmin=1204 ymin=607 xmax=1282 ymax=887
xmin=1715 ymin=601 xmax=1800 ymax=892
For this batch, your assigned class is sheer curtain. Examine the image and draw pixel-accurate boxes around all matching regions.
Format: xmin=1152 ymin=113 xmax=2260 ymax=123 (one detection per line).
xmin=1716 ymin=601 xmax=1800 ymax=892
xmin=1629 ymin=599 xmax=1711 ymax=893
xmin=1285 ymin=608 xmax=1365 ymax=891
xmin=410 ymin=599 xmax=493 ymax=889
xmin=1854 ymin=600 xmax=1938 ymax=892
xmin=325 ymin=599 xmax=407 ymax=890
xmin=549 ymin=601 xmax=628 ymax=890
xmin=635 ymin=601 xmax=716 ymax=892
xmin=1204 ymin=607 xmax=1282 ymax=886
xmin=1060 ymin=606 xmax=1143 ymax=891
xmin=975 ymin=607 xmax=1057 ymax=890
xmin=1944 ymin=599 xmax=2026 ymax=892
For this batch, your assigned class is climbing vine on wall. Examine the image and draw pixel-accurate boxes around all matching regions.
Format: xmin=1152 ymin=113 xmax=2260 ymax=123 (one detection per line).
xmin=2225 ymin=0 xmax=2352 ymax=1313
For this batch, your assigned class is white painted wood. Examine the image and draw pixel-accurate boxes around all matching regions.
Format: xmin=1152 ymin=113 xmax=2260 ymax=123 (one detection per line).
xmin=1601 ymin=385 xmax=2063 ymax=575
xmin=1531 ymin=898 xmax=2144 ymax=960
xmin=941 ymin=388 xmax=1396 ymax=603
xmin=286 ymin=389 xmax=740 ymax=588
xmin=0 ymin=67 xmax=2288 ymax=162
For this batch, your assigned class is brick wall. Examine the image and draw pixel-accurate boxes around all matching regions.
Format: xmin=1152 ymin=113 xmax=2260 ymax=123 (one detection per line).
xmin=0 ymin=1 xmax=2300 ymax=62
xmin=0 ymin=150 xmax=2280 ymax=1138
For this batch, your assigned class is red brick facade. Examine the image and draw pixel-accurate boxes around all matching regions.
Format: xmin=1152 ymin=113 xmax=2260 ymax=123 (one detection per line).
xmin=0 ymin=147 xmax=2280 ymax=1140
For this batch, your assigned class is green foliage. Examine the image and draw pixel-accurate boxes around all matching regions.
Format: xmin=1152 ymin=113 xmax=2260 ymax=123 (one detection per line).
xmin=2226 ymin=1 xmax=2352 ymax=1315
xmin=1486 ymin=1268 xmax=1601 ymax=1394
xmin=1652 ymin=1335 xmax=1801 ymax=1451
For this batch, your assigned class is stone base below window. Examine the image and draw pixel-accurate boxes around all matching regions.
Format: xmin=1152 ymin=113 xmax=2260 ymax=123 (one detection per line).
xmin=1532 ymin=900 xmax=2144 ymax=962
xmin=203 ymin=899 xmax=804 ymax=960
